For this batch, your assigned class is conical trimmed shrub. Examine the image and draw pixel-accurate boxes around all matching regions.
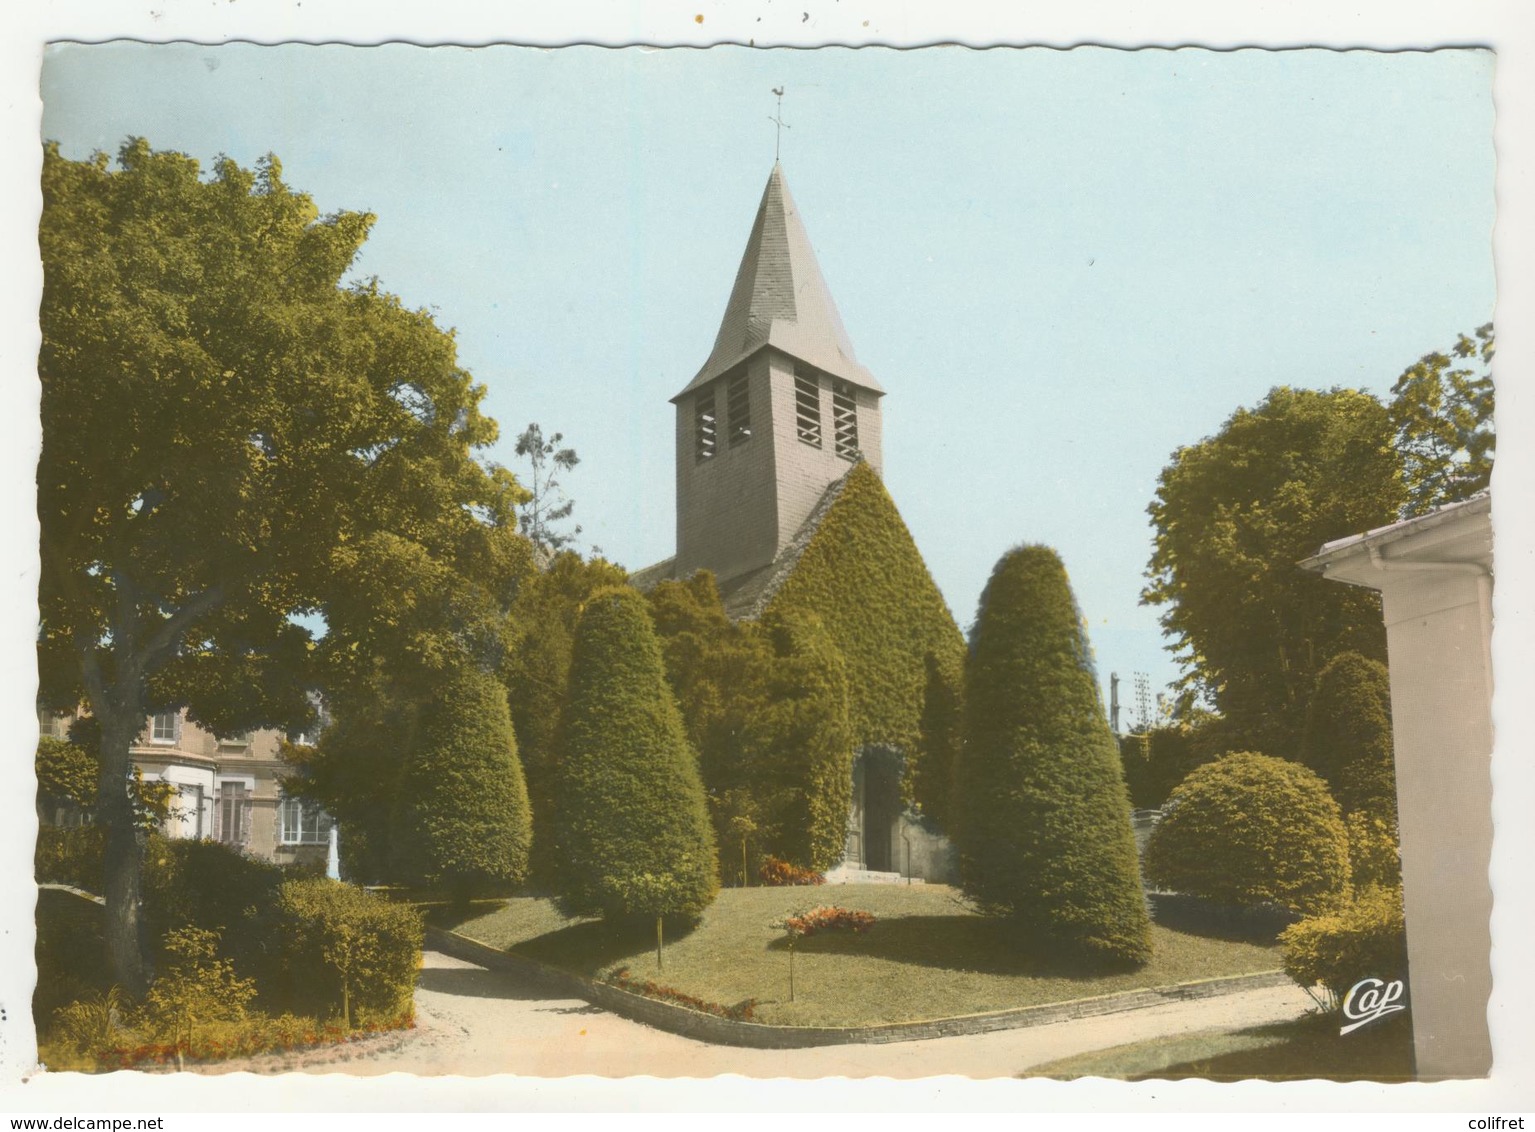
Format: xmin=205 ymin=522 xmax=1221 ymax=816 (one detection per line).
xmin=392 ymin=665 xmax=533 ymax=897
xmin=552 ymin=587 xmax=718 ymax=921
xmin=954 ymin=545 xmax=1151 ymax=966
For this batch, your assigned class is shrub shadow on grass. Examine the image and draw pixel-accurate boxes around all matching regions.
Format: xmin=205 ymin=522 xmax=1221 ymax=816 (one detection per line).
xmin=1147 ymin=893 xmax=1296 ymax=944
xmin=510 ymin=914 xmax=706 ymax=975
xmin=1139 ymin=1010 xmax=1416 ymax=1082
xmin=416 ymin=965 xmax=582 ymax=1002
xmin=771 ymin=914 xmax=1140 ymax=979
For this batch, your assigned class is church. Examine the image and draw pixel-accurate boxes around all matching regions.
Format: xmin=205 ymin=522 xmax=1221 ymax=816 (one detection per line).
xmin=633 ymin=165 xmax=966 ymax=883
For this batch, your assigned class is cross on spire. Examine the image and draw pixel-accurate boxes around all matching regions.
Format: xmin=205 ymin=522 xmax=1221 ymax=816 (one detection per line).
xmin=769 ymin=86 xmax=790 ymax=161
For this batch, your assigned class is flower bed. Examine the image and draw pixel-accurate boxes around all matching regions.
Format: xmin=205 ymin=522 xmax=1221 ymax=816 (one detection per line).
xmin=783 ymin=906 xmax=876 ymax=937
xmin=758 ymin=857 xmax=825 ymax=887
xmin=605 ymin=967 xmax=758 ymax=1021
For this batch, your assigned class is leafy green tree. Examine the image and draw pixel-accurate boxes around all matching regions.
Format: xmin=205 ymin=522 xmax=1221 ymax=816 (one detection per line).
xmin=1300 ymin=651 xmax=1398 ymax=823
xmin=1145 ymin=752 xmax=1350 ymax=916
xmin=391 ymin=665 xmax=533 ymax=901
xmin=1143 ymin=387 xmax=1405 ymax=758
xmin=1390 ymin=324 xmax=1494 ymax=516
xmin=551 ymin=587 xmax=718 ymax=922
xmin=35 ymin=736 xmax=96 ymax=819
xmin=38 ymin=140 xmax=527 ymax=991
xmin=499 ymin=551 xmax=628 ymax=884
xmin=954 ymin=546 xmax=1151 ymax=967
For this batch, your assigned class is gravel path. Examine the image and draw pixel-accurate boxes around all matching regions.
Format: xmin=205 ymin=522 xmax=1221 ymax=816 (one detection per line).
xmin=217 ymin=949 xmax=1317 ymax=1078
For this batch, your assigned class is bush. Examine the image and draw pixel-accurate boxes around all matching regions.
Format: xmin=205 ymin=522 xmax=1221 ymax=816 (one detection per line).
xmin=1301 ymin=651 xmax=1399 ymax=820
xmin=953 ymin=546 xmax=1152 ymax=967
xmin=391 ymin=664 xmax=533 ymax=898
xmin=758 ymin=857 xmax=825 ymax=887
xmin=141 ymin=837 xmax=285 ymax=979
xmin=1280 ymin=885 xmax=1408 ymax=1008
xmin=552 ymin=586 xmax=719 ymax=922
xmin=1346 ymin=812 xmax=1402 ymax=890
xmin=274 ymin=877 xmax=423 ymax=1028
xmin=1145 ymin=752 xmax=1350 ymax=916
xmin=35 ymin=825 xmax=105 ymax=891
xmin=138 ymin=926 xmax=257 ymax=1057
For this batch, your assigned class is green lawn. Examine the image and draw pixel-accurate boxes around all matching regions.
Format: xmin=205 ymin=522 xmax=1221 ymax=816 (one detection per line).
xmin=430 ymin=886 xmax=1286 ymax=1028
xmin=1023 ymin=1010 xmax=1416 ymax=1081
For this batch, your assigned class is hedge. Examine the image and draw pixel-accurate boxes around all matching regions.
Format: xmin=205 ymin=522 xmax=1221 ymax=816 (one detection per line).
xmin=36 ymin=825 xmax=105 ymax=892
xmin=273 ymin=878 xmax=423 ymax=1027
xmin=953 ymin=545 xmax=1151 ymax=967
xmin=1145 ymin=752 xmax=1350 ymax=916
xmin=138 ymin=838 xmax=420 ymax=1023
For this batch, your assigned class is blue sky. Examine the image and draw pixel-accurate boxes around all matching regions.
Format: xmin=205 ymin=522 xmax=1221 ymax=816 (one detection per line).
xmin=38 ymin=43 xmax=1496 ymax=719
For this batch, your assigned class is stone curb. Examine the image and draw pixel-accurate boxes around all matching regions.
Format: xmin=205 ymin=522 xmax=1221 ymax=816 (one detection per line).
xmin=424 ymin=924 xmax=1292 ymax=1050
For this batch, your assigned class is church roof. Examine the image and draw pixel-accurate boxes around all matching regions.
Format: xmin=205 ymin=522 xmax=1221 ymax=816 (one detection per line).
xmin=626 ymin=463 xmax=856 ymax=620
xmin=671 ymin=164 xmax=884 ymax=402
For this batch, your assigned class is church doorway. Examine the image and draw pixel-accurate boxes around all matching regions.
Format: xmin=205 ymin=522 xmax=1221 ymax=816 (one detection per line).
xmin=848 ymin=747 xmax=903 ymax=873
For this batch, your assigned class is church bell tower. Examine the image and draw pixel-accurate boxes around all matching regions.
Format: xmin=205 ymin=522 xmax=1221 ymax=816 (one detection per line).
xmin=670 ymin=164 xmax=885 ymax=589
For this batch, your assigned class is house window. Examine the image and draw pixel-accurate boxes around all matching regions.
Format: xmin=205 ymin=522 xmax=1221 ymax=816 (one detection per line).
xmin=832 ymin=380 xmax=859 ymax=460
xmin=726 ymin=368 xmax=752 ymax=446
xmin=151 ymin=712 xmax=179 ymax=745
xmin=694 ymin=386 xmax=718 ymax=462
xmin=219 ymin=731 xmax=252 ymax=748
xmin=214 ymin=781 xmax=251 ymax=848
xmin=279 ymin=794 xmax=334 ymax=846
xmin=37 ymin=709 xmax=69 ymax=740
xmin=794 ymin=367 xmax=822 ymax=448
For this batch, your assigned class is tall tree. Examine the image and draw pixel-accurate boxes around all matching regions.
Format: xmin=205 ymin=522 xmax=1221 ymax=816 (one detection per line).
xmin=38 ymin=140 xmax=527 ymax=991
xmin=1389 ymin=323 xmax=1495 ymax=516
xmin=551 ymin=587 xmax=718 ymax=923
xmin=513 ymin=423 xmax=582 ymax=552
xmin=1143 ymin=387 xmax=1405 ymax=757
xmin=954 ymin=546 xmax=1151 ymax=967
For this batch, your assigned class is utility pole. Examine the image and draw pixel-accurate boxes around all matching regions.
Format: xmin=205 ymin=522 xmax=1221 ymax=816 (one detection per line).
xmin=1109 ymin=672 xmax=1121 ymax=735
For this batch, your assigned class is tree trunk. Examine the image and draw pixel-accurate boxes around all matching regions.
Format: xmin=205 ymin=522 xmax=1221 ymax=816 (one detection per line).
xmin=97 ymin=709 xmax=151 ymax=997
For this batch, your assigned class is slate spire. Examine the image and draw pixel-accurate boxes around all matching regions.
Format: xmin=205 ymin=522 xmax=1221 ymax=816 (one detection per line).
xmin=673 ymin=164 xmax=883 ymax=401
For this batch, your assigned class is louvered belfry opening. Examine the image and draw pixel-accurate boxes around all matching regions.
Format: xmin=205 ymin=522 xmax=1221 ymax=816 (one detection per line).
xmin=832 ymin=379 xmax=859 ymax=460
xmin=726 ymin=366 xmax=752 ymax=446
xmin=694 ymin=384 xmax=718 ymax=462
xmin=794 ymin=365 xmax=823 ymax=447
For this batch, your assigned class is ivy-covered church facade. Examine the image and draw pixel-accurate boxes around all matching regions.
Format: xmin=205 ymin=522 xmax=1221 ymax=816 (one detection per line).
xmin=633 ymin=164 xmax=965 ymax=882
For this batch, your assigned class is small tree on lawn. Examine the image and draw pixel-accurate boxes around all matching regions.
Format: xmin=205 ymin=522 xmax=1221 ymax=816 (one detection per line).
xmin=1145 ymin=752 xmax=1350 ymax=916
xmin=391 ymin=665 xmax=533 ymax=902
xmin=552 ymin=587 xmax=718 ymax=925
xmin=1301 ymin=651 xmax=1399 ymax=823
xmin=953 ymin=545 xmax=1151 ymax=967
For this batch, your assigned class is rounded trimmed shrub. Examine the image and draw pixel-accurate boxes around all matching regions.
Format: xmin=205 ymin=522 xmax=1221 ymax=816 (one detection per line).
xmin=391 ymin=665 xmax=533 ymax=898
xmin=1280 ymin=884 xmax=1407 ymax=1006
xmin=1301 ymin=651 xmax=1398 ymax=820
xmin=953 ymin=545 xmax=1152 ymax=967
xmin=1145 ymin=752 xmax=1350 ymax=915
xmin=552 ymin=586 xmax=719 ymax=921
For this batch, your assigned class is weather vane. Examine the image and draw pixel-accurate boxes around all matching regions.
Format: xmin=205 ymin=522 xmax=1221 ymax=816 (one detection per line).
xmin=769 ymin=86 xmax=790 ymax=161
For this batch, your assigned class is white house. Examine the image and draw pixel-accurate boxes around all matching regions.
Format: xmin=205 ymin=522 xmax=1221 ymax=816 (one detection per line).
xmin=1300 ymin=491 xmax=1493 ymax=1079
